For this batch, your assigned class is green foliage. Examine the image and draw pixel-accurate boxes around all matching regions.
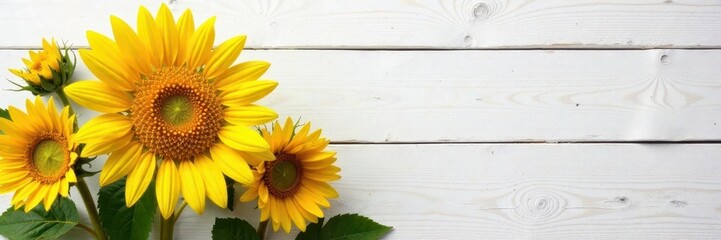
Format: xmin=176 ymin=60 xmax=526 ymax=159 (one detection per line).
xmin=226 ymin=176 xmax=235 ymax=211
xmin=0 ymin=108 xmax=9 ymax=120
xmin=0 ymin=108 xmax=8 ymax=134
xmin=0 ymin=197 xmax=78 ymax=240
xmin=98 ymin=178 xmax=156 ymax=240
xmin=212 ymin=218 xmax=260 ymax=240
xmin=296 ymin=214 xmax=392 ymax=240
xmin=295 ymin=217 xmax=323 ymax=240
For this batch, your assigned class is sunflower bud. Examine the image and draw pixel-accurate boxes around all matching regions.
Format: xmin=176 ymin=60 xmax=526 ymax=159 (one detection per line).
xmin=8 ymin=38 xmax=76 ymax=96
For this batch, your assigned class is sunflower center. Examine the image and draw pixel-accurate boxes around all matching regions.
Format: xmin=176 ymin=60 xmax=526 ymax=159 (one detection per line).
xmin=130 ymin=66 xmax=223 ymax=161
xmin=161 ymin=95 xmax=193 ymax=126
xmin=25 ymin=132 xmax=70 ymax=183
xmin=263 ymin=153 xmax=303 ymax=198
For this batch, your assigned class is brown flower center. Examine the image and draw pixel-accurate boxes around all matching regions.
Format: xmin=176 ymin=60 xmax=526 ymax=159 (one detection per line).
xmin=263 ymin=153 xmax=303 ymax=198
xmin=25 ymin=132 xmax=70 ymax=183
xmin=130 ymin=66 xmax=223 ymax=160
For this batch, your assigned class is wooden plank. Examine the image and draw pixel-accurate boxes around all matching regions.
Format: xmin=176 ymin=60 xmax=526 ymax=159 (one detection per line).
xmin=1 ymin=0 xmax=720 ymax=49
xmin=1 ymin=143 xmax=714 ymax=239
xmin=1 ymin=49 xmax=721 ymax=142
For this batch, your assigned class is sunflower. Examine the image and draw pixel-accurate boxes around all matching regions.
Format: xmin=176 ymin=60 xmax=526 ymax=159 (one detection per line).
xmin=64 ymin=4 xmax=278 ymax=219
xmin=0 ymin=97 xmax=77 ymax=212
xmin=9 ymin=38 xmax=62 ymax=85
xmin=240 ymin=118 xmax=341 ymax=233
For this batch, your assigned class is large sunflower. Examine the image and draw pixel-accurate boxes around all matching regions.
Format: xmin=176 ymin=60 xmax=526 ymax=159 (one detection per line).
xmin=0 ymin=97 xmax=77 ymax=212
xmin=64 ymin=4 xmax=278 ymax=219
xmin=240 ymin=118 xmax=341 ymax=233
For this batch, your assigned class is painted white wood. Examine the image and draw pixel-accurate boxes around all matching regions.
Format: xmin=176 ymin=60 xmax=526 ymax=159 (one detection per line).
xmin=2 ymin=49 xmax=721 ymax=142
xmin=1 ymin=0 xmax=720 ymax=49
xmin=7 ymin=144 xmax=712 ymax=239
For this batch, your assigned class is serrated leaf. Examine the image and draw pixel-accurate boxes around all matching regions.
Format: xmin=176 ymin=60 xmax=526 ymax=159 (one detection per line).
xmin=212 ymin=218 xmax=260 ymax=240
xmin=98 ymin=178 xmax=156 ymax=240
xmin=0 ymin=197 xmax=78 ymax=240
xmin=321 ymin=214 xmax=392 ymax=240
xmin=295 ymin=218 xmax=323 ymax=240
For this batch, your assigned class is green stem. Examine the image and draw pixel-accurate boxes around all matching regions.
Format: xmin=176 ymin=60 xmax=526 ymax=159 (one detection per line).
xmin=161 ymin=200 xmax=188 ymax=240
xmin=257 ymin=221 xmax=269 ymax=240
xmin=75 ymin=223 xmax=97 ymax=237
xmin=173 ymin=200 xmax=188 ymax=222
xmin=55 ymin=87 xmax=78 ymax=131
xmin=160 ymin=215 xmax=176 ymax=240
xmin=76 ymin=178 xmax=107 ymax=240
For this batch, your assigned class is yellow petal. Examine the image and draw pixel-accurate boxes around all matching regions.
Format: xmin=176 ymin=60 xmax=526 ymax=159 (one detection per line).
xmin=221 ymin=80 xmax=278 ymax=107
xmin=81 ymin=130 xmax=134 ymax=157
xmin=156 ymin=160 xmax=180 ymax=219
xmin=43 ymin=182 xmax=61 ymax=211
xmin=218 ymin=125 xmax=270 ymax=153
xmin=125 ymin=151 xmax=156 ymax=206
xmin=11 ymin=181 xmax=38 ymax=205
xmin=8 ymin=106 xmax=37 ymax=134
xmin=295 ymin=189 xmax=325 ymax=217
xmin=238 ymin=185 xmax=258 ymax=202
xmin=194 ymin=154 xmax=227 ymax=208
xmin=0 ymin=171 xmax=27 ymax=184
xmin=79 ymin=49 xmax=135 ymax=92
xmin=285 ymin=199 xmax=306 ymax=232
xmin=24 ymin=184 xmax=48 ymax=212
xmin=258 ymin=182 xmax=269 ymax=202
xmin=179 ymin=160 xmax=206 ymax=214
xmin=205 ymin=35 xmax=246 ymax=79
xmin=59 ymin=178 xmax=69 ymax=197
xmin=137 ymin=6 xmax=163 ymax=67
xmin=64 ymin=170 xmax=77 ymax=183
xmin=175 ymin=9 xmax=194 ymax=66
xmin=0 ymin=177 xmax=29 ymax=195
xmin=224 ymin=105 xmax=277 ymax=126
xmin=277 ymin=200 xmax=291 ymax=233
xmin=111 ymin=15 xmax=151 ymax=75
xmin=64 ymin=81 xmax=131 ymax=113
xmin=85 ymin=30 xmax=139 ymax=89
xmin=75 ymin=114 xmax=133 ymax=143
xmin=156 ymin=4 xmax=178 ymax=65
xmin=209 ymin=143 xmax=253 ymax=184
xmin=185 ymin=16 xmax=215 ymax=69
xmin=215 ymin=61 xmax=270 ymax=90
xmin=98 ymin=141 xmax=143 ymax=186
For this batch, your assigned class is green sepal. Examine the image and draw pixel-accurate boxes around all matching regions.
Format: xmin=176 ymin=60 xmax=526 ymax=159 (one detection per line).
xmin=211 ymin=218 xmax=260 ymax=240
xmin=0 ymin=197 xmax=79 ymax=240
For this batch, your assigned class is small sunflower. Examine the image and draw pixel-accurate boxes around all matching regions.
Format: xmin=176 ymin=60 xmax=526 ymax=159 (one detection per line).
xmin=9 ymin=38 xmax=62 ymax=85
xmin=64 ymin=4 xmax=278 ymax=219
xmin=0 ymin=97 xmax=77 ymax=212
xmin=240 ymin=118 xmax=341 ymax=233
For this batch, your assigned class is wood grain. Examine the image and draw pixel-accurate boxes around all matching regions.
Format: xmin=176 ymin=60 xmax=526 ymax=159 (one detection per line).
xmin=1 ymin=0 xmax=720 ymax=49
xmin=23 ymin=144 xmax=720 ymax=239
xmin=2 ymin=49 xmax=721 ymax=142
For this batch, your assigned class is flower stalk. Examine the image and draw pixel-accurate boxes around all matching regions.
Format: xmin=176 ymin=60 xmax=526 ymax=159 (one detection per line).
xmin=75 ymin=178 xmax=107 ymax=240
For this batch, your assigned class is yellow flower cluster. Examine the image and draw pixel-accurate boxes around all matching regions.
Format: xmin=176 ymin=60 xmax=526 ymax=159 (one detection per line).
xmin=1 ymin=4 xmax=342 ymax=237
xmin=9 ymin=39 xmax=61 ymax=85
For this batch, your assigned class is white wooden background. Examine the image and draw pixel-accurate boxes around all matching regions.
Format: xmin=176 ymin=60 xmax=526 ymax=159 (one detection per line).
xmin=2 ymin=0 xmax=721 ymax=239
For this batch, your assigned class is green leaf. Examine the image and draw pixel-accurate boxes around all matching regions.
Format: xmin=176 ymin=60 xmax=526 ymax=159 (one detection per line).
xmin=295 ymin=218 xmax=323 ymax=240
xmin=211 ymin=218 xmax=260 ymax=240
xmin=98 ymin=178 xmax=156 ymax=240
xmin=0 ymin=108 xmax=10 ymax=120
xmin=0 ymin=197 xmax=78 ymax=240
xmin=296 ymin=214 xmax=392 ymax=240
xmin=226 ymin=176 xmax=235 ymax=211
